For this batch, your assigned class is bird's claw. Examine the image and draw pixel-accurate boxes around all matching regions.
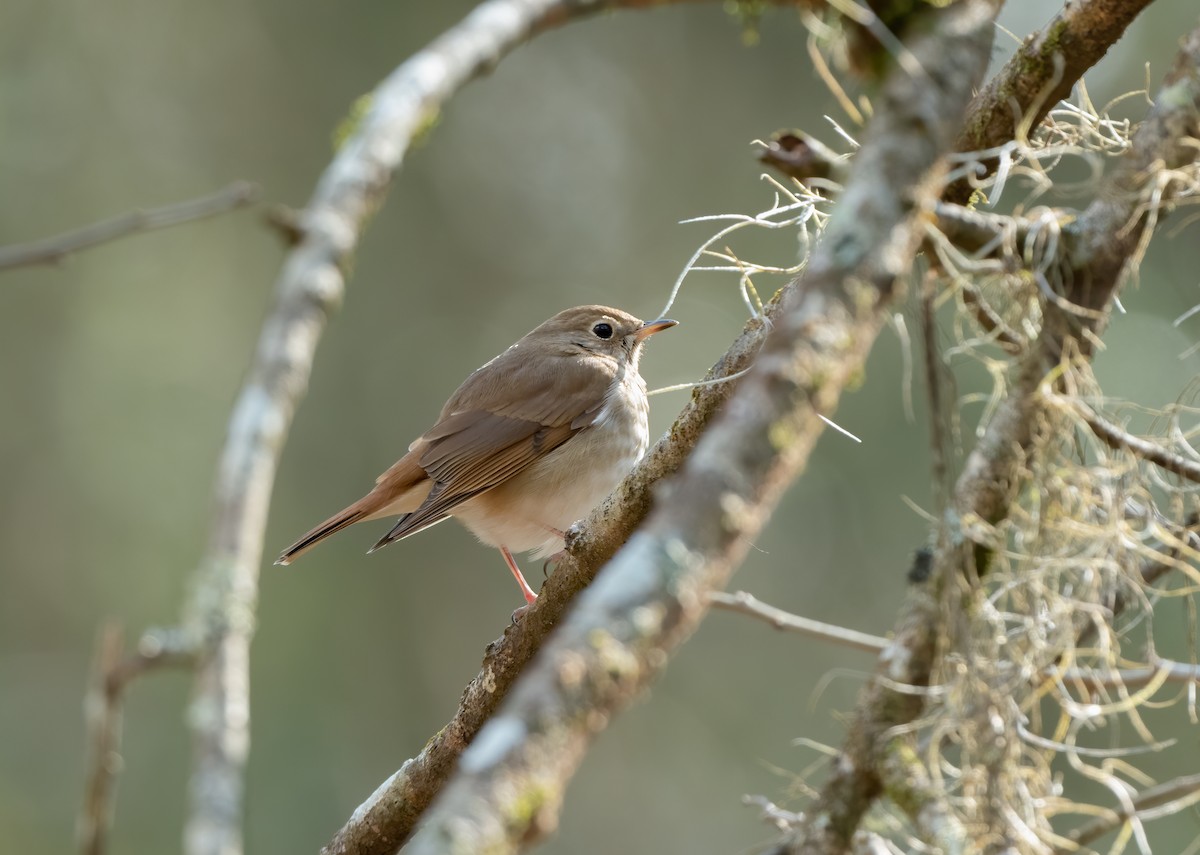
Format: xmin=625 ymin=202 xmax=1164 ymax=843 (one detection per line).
xmin=543 ymin=548 xmax=569 ymax=579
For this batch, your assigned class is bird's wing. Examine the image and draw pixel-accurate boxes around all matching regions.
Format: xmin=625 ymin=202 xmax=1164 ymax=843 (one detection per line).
xmin=372 ymin=351 xmax=612 ymax=548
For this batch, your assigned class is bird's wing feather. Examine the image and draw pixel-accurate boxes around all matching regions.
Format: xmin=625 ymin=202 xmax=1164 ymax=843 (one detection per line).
xmin=378 ymin=417 xmax=575 ymax=543
xmin=372 ymin=351 xmax=612 ymax=548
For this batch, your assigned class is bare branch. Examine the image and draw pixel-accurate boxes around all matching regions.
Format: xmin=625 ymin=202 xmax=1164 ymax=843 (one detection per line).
xmin=79 ymin=625 xmax=196 ymax=855
xmin=709 ymin=591 xmax=889 ymax=654
xmin=397 ymin=1 xmax=1002 ymax=852
xmin=0 ymin=182 xmax=258 ymax=272
xmin=711 ymin=589 xmax=1200 ymax=692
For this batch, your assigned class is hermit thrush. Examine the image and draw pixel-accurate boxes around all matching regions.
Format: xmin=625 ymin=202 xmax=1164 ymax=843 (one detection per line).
xmin=276 ymin=305 xmax=677 ymax=604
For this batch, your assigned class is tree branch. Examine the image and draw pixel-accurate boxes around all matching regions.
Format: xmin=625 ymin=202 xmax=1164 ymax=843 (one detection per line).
xmin=78 ymin=625 xmax=196 ymax=855
xmin=395 ymin=2 xmax=1001 ymax=852
xmin=878 ymin=737 xmax=969 ymax=855
xmin=1069 ymin=399 xmax=1200 ymax=484
xmin=775 ymin=22 xmax=1200 ymax=854
xmin=175 ymin=3 xmax=753 ymax=852
xmin=710 ymin=590 xmax=1200 ymax=692
xmin=1058 ymin=773 xmax=1200 ymax=851
xmin=0 ymin=182 xmax=258 ymax=272
xmin=762 ymin=0 xmax=1157 ymax=206
xmin=60 ymin=2 xmax=802 ymax=855
xmin=709 ymin=591 xmax=889 ymax=654
xmin=947 ymin=0 xmax=1158 ymax=203
xmin=1058 ymin=659 xmax=1200 ymax=690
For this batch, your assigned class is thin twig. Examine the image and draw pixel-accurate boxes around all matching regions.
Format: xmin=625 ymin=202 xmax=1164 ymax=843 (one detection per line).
xmin=1058 ymin=659 xmax=1200 ymax=690
xmin=0 ymin=181 xmax=258 ymax=272
xmin=710 ymin=589 xmax=1199 ymax=693
xmin=709 ymin=591 xmax=888 ymax=654
xmin=757 ymin=129 xmax=848 ymax=186
xmin=1072 ymin=400 xmax=1200 ymax=484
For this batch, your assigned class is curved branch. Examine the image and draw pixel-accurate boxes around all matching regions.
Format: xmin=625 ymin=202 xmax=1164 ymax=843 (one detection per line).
xmin=397 ymin=2 xmax=1001 ymax=852
xmin=154 ymin=2 xmax=799 ymax=855
xmin=175 ymin=2 xmax=772 ymax=854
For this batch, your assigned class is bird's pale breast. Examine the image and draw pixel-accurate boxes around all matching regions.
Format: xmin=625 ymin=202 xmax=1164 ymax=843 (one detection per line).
xmin=452 ymin=369 xmax=650 ymax=557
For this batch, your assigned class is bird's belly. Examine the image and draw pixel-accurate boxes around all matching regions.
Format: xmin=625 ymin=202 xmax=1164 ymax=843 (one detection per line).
xmin=453 ymin=403 xmax=648 ymax=558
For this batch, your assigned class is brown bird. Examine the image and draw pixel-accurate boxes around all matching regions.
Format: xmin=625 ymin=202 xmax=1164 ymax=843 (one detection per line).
xmin=276 ymin=305 xmax=677 ymax=605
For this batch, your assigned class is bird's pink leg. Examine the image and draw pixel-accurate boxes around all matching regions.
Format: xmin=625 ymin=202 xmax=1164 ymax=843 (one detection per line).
xmin=501 ymin=547 xmax=538 ymax=604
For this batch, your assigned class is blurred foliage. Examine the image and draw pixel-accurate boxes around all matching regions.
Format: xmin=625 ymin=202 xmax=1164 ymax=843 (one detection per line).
xmin=2 ymin=1 xmax=1199 ymax=853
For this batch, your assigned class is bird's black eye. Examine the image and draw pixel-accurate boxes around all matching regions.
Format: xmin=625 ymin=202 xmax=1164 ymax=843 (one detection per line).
xmin=592 ymin=322 xmax=614 ymax=339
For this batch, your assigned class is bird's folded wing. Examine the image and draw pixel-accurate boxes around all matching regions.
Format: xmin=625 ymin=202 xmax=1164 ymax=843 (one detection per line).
xmin=376 ymin=350 xmax=612 ymax=545
xmin=374 ymin=410 xmax=581 ymax=544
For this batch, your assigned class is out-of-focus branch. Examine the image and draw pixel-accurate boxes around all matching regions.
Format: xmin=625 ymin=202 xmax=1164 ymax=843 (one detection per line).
xmin=709 ymin=591 xmax=888 ymax=654
xmin=0 ymin=182 xmax=258 ymax=272
xmin=763 ymin=0 xmax=1157 ymax=204
xmin=1063 ymin=25 xmax=1200 ymax=319
xmin=397 ymin=2 xmax=1000 ymax=852
xmin=930 ymin=201 xmax=1022 ymax=255
xmin=84 ymin=2 xmax=794 ymax=854
xmin=879 ymin=738 xmax=969 ymax=855
xmin=710 ymin=589 xmax=1200 ymax=692
xmin=756 ymin=130 xmax=847 ymax=185
xmin=946 ymin=0 xmax=1158 ymax=203
xmin=179 ymin=3 xmax=785 ymax=853
xmin=775 ymin=22 xmax=1200 ymax=855
xmin=1069 ymin=400 xmax=1200 ymax=484
xmin=1058 ymin=773 xmax=1200 ymax=852
xmin=78 ymin=625 xmax=196 ymax=855
xmin=1059 ymin=659 xmax=1200 ymax=690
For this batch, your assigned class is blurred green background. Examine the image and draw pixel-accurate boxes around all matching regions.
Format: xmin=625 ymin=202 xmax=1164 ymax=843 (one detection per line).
xmin=3 ymin=2 xmax=1199 ymax=853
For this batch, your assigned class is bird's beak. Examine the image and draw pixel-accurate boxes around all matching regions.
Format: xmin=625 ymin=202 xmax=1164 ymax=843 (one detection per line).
xmin=634 ymin=318 xmax=678 ymax=342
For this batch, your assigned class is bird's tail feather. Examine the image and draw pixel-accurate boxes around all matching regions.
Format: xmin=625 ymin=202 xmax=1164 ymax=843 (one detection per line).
xmin=275 ymin=505 xmax=368 ymax=566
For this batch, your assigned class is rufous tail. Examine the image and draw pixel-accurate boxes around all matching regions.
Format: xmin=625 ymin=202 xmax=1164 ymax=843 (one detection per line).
xmin=275 ymin=504 xmax=368 ymax=565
